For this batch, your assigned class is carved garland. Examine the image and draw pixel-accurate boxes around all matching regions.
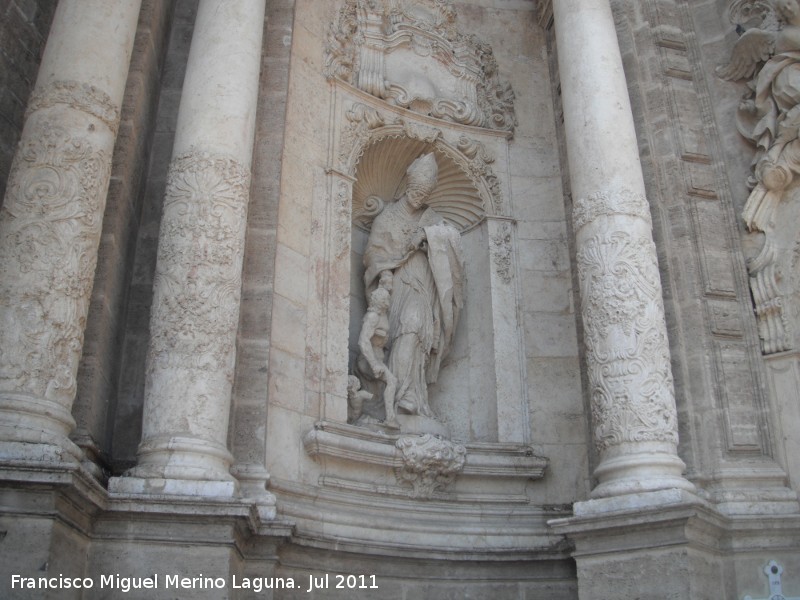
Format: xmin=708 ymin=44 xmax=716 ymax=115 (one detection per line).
xmin=0 ymin=123 xmax=109 ymax=402
xmin=147 ymin=150 xmax=250 ymax=377
xmin=573 ymin=189 xmax=652 ymax=232
xmin=577 ymin=231 xmax=679 ymax=451
xmin=26 ymin=80 xmax=121 ymax=135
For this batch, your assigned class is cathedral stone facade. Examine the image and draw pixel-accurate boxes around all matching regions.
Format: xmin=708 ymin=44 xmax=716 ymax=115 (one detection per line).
xmin=1 ymin=0 xmax=800 ymax=598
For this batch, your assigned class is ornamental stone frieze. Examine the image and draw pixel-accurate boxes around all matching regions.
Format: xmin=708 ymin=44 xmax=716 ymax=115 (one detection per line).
xmin=324 ymin=0 xmax=516 ymax=133
xmin=25 ymin=80 xmax=121 ymax=135
xmin=303 ymin=421 xmax=546 ymax=501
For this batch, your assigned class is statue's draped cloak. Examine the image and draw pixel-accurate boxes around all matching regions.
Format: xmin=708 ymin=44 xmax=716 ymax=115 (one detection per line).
xmin=363 ymin=201 xmax=465 ymax=416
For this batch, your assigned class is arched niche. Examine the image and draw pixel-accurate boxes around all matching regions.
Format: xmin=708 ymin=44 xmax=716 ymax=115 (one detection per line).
xmin=347 ymin=134 xmax=505 ymax=442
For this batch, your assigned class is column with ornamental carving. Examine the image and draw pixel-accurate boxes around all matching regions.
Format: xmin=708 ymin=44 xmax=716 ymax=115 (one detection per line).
xmin=0 ymin=0 xmax=141 ymax=462
xmin=110 ymin=0 xmax=265 ymax=496
xmin=552 ymin=0 xmax=694 ymax=498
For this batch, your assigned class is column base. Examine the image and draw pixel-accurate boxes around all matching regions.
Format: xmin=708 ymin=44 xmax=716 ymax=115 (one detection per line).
xmin=230 ymin=463 xmax=277 ymax=519
xmin=699 ymin=464 xmax=800 ymax=516
xmin=112 ymin=435 xmax=238 ymax=497
xmin=549 ymin=489 xmax=728 ymax=600
xmin=592 ymin=443 xmax=695 ymax=498
xmin=108 ymin=475 xmax=237 ymax=497
xmin=0 ymin=392 xmax=82 ymax=463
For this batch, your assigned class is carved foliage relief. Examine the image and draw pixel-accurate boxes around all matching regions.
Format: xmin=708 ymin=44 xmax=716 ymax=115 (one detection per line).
xmin=0 ymin=123 xmax=109 ymax=403
xmin=147 ymin=151 xmax=250 ymax=381
xmin=325 ymin=0 xmax=516 ymax=133
xmin=577 ymin=230 xmax=679 ymax=451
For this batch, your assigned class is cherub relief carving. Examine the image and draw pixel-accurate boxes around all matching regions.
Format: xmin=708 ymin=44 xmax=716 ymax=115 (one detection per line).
xmin=719 ymin=0 xmax=800 ymax=352
xmin=719 ymin=0 xmax=800 ymax=230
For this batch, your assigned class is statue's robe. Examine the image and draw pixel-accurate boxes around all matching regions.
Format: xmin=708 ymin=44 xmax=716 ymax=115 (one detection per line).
xmin=363 ymin=201 xmax=465 ymax=416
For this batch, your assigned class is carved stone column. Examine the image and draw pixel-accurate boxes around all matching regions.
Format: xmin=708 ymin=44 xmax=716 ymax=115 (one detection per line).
xmin=0 ymin=0 xmax=141 ymax=461
xmin=552 ymin=0 xmax=694 ymax=498
xmin=111 ymin=0 xmax=265 ymax=496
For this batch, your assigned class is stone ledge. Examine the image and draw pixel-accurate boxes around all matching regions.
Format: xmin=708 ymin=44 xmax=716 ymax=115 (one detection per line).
xmin=304 ymin=420 xmax=548 ymax=480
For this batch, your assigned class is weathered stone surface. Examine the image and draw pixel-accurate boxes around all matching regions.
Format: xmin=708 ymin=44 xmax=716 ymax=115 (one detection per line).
xmin=2 ymin=1 xmax=800 ymax=598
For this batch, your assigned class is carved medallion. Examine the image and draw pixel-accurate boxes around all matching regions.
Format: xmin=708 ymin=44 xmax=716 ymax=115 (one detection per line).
xmin=325 ymin=0 xmax=516 ymax=133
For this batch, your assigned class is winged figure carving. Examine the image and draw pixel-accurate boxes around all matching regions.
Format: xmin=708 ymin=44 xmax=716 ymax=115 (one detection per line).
xmin=719 ymin=0 xmax=800 ymax=231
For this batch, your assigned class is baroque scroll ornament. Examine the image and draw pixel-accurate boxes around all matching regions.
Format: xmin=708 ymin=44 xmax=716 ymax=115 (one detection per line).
xmin=577 ymin=231 xmax=679 ymax=451
xmin=147 ymin=150 xmax=250 ymax=377
xmin=717 ymin=0 xmax=800 ymax=353
xmin=0 ymin=123 xmax=108 ymax=403
xmin=325 ymin=0 xmax=516 ymax=133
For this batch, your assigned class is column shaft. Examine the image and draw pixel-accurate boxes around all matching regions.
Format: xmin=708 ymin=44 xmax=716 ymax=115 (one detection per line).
xmin=0 ymin=0 xmax=141 ymax=461
xmin=120 ymin=0 xmax=265 ymax=493
xmin=553 ymin=0 xmax=694 ymax=498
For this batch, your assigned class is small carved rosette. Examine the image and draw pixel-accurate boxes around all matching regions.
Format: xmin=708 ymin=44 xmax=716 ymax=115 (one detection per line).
xmin=395 ymin=434 xmax=467 ymax=498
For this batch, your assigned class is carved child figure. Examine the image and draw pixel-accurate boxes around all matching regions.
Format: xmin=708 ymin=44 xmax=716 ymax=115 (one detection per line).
xmin=347 ymin=375 xmax=375 ymax=425
xmin=357 ymin=281 xmax=399 ymax=428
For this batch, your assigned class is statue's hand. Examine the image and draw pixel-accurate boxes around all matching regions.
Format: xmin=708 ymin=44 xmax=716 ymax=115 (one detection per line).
xmin=408 ymin=229 xmax=426 ymax=251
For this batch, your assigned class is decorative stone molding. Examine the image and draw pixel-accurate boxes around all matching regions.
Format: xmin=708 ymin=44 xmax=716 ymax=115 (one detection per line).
xmin=456 ymin=135 xmax=504 ymax=215
xmin=577 ymin=230 xmax=679 ymax=451
xmin=339 ymin=102 xmax=386 ymax=168
xmin=147 ymin=149 xmax=250 ymax=377
xmin=325 ymin=0 xmax=516 ymax=133
xmin=0 ymin=123 xmax=109 ymax=404
xmin=748 ymin=239 xmax=792 ymax=354
xmin=572 ymin=189 xmax=652 ymax=232
xmin=490 ymin=220 xmax=513 ymax=284
xmin=395 ymin=434 xmax=466 ymax=498
xmin=303 ymin=421 xmax=547 ymax=500
xmin=25 ymin=80 xmax=121 ymax=135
